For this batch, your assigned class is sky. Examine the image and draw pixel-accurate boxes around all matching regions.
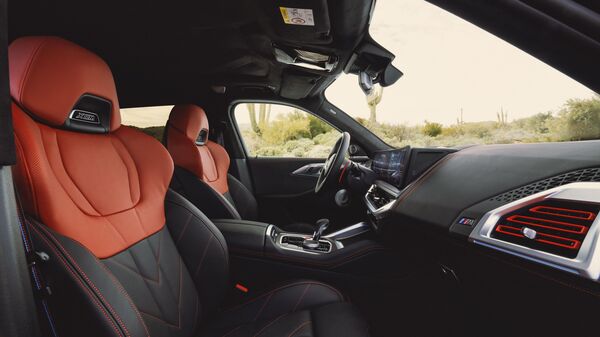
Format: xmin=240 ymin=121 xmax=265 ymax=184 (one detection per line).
xmin=326 ymin=0 xmax=596 ymax=126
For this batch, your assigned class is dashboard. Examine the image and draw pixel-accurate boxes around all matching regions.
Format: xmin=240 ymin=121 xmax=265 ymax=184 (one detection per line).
xmin=365 ymin=140 xmax=600 ymax=283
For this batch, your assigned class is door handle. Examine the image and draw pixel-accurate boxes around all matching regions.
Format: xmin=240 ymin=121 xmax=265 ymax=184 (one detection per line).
xmin=291 ymin=163 xmax=324 ymax=177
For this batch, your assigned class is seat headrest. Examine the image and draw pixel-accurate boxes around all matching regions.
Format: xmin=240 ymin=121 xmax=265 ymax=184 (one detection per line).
xmin=9 ymin=36 xmax=121 ymax=133
xmin=168 ymin=104 xmax=210 ymax=145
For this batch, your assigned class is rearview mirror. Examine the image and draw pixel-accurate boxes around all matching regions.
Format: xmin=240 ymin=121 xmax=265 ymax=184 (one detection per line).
xmin=358 ymin=71 xmax=373 ymax=95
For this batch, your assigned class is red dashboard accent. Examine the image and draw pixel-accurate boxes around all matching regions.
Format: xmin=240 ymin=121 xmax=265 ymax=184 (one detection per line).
xmin=235 ymin=283 xmax=249 ymax=293
xmin=529 ymin=205 xmax=596 ymax=221
xmin=495 ymin=225 xmax=581 ymax=250
xmin=339 ymin=161 xmax=350 ymax=184
xmin=506 ymin=214 xmax=588 ymax=234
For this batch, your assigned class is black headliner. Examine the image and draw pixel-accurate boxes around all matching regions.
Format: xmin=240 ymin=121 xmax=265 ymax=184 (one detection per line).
xmin=8 ymin=0 xmax=372 ymax=107
xmin=8 ymin=0 xmax=600 ymax=109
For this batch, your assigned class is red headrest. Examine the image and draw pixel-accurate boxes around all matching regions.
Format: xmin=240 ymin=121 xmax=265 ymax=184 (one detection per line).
xmin=167 ymin=104 xmax=209 ymax=142
xmin=9 ymin=36 xmax=121 ymax=132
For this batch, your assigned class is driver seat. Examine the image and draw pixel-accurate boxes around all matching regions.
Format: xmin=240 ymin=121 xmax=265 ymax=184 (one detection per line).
xmin=165 ymin=104 xmax=313 ymax=233
xmin=9 ymin=36 xmax=370 ymax=337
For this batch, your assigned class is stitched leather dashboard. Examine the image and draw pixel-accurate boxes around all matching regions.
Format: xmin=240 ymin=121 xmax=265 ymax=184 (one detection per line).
xmin=391 ymin=140 xmax=600 ymax=233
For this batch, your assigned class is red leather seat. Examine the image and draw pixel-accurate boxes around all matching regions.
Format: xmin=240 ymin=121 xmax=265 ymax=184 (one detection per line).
xmin=165 ymin=104 xmax=257 ymax=220
xmin=10 ymin=36 xmax=369 ymax=337
xmin=165 ymin=104 xmax=314 ymax=233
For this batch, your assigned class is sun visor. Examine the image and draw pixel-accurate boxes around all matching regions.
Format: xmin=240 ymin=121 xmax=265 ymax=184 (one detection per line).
xmin=280 ymin=71 xmax=320 ymax=99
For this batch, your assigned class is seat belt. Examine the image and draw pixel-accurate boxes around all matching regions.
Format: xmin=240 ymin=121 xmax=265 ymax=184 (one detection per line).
xmin=14 ymin=191 xmax=59 ymax=337
xmin=212 ymin=120 xmax=227 ymax=147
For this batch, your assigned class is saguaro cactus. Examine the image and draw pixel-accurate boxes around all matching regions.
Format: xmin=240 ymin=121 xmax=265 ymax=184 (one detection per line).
xmin=367 ymin=86 xmax=384 ymax=124
xmin=497 ymin=106 xmax=508 ymax=126
xmin=247 ymin=103 xmax=271 ymax=135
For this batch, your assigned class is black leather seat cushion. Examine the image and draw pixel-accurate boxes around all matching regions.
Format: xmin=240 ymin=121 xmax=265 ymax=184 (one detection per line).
xmin=200 ymin=281 xmax=369 ymax=337
xmin=171 ymin=167 xmax=314 ymax=234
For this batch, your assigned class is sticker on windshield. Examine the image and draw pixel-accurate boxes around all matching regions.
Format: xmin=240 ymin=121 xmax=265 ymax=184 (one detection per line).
xmin=279 ymin=7 xmax=315 ymax=26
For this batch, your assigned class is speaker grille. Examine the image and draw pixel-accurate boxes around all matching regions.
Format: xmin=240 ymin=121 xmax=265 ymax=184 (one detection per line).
xmin=490 ymin=168 xmax=600 ymax=203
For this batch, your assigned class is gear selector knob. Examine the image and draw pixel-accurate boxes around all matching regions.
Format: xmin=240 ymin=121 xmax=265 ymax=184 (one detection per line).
xmin=302 ymin=218 xmax=330 ymax=250
xmin=313 ymin=218 xmax=329 ymax=241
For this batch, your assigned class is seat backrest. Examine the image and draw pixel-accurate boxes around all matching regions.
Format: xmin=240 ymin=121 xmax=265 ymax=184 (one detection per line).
xmin=10 ymin=36 xmax=228 ymax=337
xmin=165 ymin=104 xmax=230 ymax=195
xmin=165 ymin=104 xmax=251 ymax=219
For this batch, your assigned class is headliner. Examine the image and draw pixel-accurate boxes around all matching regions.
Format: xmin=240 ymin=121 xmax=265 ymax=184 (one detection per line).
xmin=8 ymin=0 xmax=600 ymax=109
xmin=8 ymin=0 xmax=372 ymax=107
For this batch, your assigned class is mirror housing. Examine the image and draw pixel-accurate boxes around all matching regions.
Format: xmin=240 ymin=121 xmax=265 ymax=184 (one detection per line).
xmin=359 ymin=71 xmax=374 ymax=95
xmin=345 ymin=35 xmax=403 ymax=90
xmin=380 ymin=64 xmax=403 ymax=87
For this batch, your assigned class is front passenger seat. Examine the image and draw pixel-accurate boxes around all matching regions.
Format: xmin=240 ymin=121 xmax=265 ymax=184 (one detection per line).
xmin=10 ymin=36 xmax=370 ymax=337
xmin=165 ymin=104 xmax=313 ymax=233
xmin=165 ymin=104 xmax=257 ymax=221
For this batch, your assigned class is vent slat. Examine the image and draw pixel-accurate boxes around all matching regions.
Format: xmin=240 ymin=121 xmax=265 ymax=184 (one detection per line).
xmin=506 ymin=215 xmax=588 ymax=234
xmin=496 ymin=225 xmax=581 ymax=250
xmin=530 ymin=206 xmax=596 ymax=220
xmin=491 ymin=200 xmax=599 ymax=258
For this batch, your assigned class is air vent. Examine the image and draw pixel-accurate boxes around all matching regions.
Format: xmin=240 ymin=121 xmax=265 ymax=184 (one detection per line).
xmin=490 ymin=168 xmax=600 ymax=203
xmin=491 ymin=200 xmax=599 ymax=258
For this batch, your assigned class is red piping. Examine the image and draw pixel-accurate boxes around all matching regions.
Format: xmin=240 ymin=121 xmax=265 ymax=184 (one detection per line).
xmin=506 ymin=215 xmax=588 ymax=234
xmin=495 ymin=225 xmax=581 ymax=250
xmin=338 ymin=161 xmax=350 ymax=184
xmin=529 ymin=206 xmax=596 ymax=221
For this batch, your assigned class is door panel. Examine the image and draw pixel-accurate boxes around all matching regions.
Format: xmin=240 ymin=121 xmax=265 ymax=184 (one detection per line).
xmin=247 ymin=157 xmax=364 ymax=229
xmin=231 ymin=102 xmax=365 ymax=228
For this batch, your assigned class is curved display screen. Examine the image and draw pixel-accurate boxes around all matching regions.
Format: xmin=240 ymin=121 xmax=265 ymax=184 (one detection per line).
xmin=371 ymin=147 xmax=410 ymax=188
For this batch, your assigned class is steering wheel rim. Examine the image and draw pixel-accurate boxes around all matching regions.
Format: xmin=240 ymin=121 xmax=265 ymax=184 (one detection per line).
xmin=315 ymin=132 xmax=351 ymax=194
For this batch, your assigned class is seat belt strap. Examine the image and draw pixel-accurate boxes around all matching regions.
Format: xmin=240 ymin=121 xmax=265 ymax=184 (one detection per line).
xmin=14 ymin=191 xmax=59 ymax=337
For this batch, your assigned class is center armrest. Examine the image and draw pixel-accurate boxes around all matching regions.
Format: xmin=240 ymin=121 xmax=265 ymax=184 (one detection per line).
xmin=212 ymin=219 xmax=270 ymax=252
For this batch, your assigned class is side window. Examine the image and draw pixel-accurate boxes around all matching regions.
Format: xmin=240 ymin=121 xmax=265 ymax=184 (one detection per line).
xmin=120 ymin=105 xmax=173 ymax=142
xmin=233 ymin=103 xmax=340 ymax=158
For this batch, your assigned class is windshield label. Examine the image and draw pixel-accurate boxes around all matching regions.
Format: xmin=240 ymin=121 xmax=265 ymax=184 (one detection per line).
xmin=280 ymin=7 xmax=315 ymax=26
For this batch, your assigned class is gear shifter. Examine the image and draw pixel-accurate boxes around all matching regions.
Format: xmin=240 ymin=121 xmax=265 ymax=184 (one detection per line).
xmin=302 ymin=218 xmax=329 ymax=250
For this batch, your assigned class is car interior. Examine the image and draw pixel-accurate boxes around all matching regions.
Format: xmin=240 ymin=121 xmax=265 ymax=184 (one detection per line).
xmin=1 ymin=1 xmax=600 ymax=337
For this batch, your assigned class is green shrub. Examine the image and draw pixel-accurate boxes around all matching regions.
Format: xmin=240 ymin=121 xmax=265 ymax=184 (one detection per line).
xmin=557 ymin=97 xmax=600 ymax=141
xmin=313 ymin=131 xmax=341 ymax=145
xmin=254 ymin=146 xmax=284 ymax=157
xmin=422 ymin=121 xmax=443 ymax=137
xmin=261 ymin=117 xmax=311 ymax=144
xmin=442 ymin=125 xmax=464 ymax=137
xmin=308 ymin=115 xmax=332 ymax=137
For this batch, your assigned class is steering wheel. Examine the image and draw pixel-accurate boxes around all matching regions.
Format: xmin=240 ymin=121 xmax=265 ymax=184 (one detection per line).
xmin=315 ymin=132 xmax=351 ymax=194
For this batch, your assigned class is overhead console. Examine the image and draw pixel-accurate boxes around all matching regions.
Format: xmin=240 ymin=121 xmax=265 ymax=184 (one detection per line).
xmin=470 ymin=183 xmax=600 ymax=281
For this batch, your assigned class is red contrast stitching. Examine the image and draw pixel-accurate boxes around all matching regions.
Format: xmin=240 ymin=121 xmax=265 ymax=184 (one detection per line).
xmin=226 ymin=281 xmax=344 ymax=314
xmin=36 ymin=223 xmax=133 ymax=337
xmin=30 ymin=225 xmax=124 ymax=337
xmin=287 ymin=321 xmax=311 ymax=337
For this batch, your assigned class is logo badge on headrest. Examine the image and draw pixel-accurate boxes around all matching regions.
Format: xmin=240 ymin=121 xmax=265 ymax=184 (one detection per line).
xmin=69 ymin=109 xmax=100 ymax=124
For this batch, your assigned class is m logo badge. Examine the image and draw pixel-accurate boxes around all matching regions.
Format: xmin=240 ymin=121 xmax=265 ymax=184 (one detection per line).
xmin=69 ymin=110 xmax=100 ymax=124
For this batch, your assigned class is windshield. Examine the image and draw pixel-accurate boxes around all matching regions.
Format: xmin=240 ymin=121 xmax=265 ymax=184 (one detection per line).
xmin=326 ymin=0 xmax=597 ymax=148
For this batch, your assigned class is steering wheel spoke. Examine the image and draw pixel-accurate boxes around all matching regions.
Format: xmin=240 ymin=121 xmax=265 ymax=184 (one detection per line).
xmin=315 ymin=132 xmax=351 ymax=194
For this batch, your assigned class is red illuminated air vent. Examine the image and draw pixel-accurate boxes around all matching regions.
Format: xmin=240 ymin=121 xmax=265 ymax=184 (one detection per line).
xmin=491 ymin=200 xmax=599 ymax=258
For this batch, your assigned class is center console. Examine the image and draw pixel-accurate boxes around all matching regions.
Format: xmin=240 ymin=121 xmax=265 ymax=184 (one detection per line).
xmin=212 ymin=218 xmax=379 ymax=269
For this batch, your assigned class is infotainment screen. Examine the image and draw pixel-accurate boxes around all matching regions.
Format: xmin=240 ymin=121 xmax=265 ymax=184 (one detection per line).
xmin=371 ymin=146 xmax=410 ymax=188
